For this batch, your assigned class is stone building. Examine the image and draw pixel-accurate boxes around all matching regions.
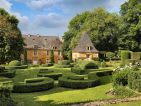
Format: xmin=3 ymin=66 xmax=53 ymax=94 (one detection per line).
xmin=72 ymin=32 xmax=99 ymax=60
xmin=23 ymin=35 xmax=63 ymax=64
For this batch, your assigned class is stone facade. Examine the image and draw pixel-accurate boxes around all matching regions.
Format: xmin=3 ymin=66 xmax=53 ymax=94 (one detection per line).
xmin=72 ymin=32 xmax=99 ymax=60
xmin=23 ymin=35 xmax=63 ymax=64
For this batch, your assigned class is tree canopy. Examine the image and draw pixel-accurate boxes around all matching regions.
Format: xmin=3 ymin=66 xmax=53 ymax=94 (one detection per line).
xmin=62 ymin=8 xmax=121 ymax=58
xmin=120 ymin=0 xmax=141 ymax=51
xmin=0 ymin=8 xmax=24 ymax=64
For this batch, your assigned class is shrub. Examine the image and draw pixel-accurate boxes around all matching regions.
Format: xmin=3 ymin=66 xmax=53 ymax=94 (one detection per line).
xmin=54 ymin=64 xmax=71 ymax=68
xmin=41 ymin=63 xmax=53 ymax=67
xmin=131 ymin=52 xmax=141 ymax=60
xmin=114 ymin=86 xmax=135 ymax=97
xmin=88 ymin=70 xmax=113 ymax=85
xmin=84 ymin=61 xmax=98 ymax=69
xmin=0 ymin=66 xmax=5 ymax=72
xmin=38 ymin=73 xmax=62 ymax=80
xmin=9 ymin=60 xmax=21 ymax=66
xmin=121 ymin=50 xmax=131 ymax=65
xmin=106 ymin=52 xmax=115 ymax=60
xmin=58 ymin=77 xmax=100 ymax=89
xmin=67 ymin=75 xmax=84 ymax=80
xmin=5 ymin=65 xmax=28 ymax=70
xmin=100 ymin=61 xmax=107 ymax=67
xmin=86 ymin=68 xmax=112 ymax=73
xmin=128 ymin=71 xmax=141 ymax=90
xmin=24 ymin=77 xmax=45 ymax=83
xmin=39 ymin=69 xmax=54 ymax=73
xmin=13 ymin=77 xmax=54 ymax=93
xmin=0 ymin=70 xmax=16 ymax=78
xmin=112 ymin=69 xmax=130 ymax=87
xmin=71 ymin=67 xmax=85 ymax=75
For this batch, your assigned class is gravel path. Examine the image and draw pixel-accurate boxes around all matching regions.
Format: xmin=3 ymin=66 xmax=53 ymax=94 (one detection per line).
xmin=69 ymin=95 xmax=141 ymax=106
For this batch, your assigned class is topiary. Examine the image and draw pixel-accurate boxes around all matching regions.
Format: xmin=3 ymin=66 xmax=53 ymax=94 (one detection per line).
xmin=9 ymin=60 xmax=21 ymax=66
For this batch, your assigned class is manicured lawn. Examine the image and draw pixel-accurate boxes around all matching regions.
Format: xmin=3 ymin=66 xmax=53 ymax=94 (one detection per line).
xmin=12 ymin=83 xmax=114 ymax=106
xmin=106 ymin=100 xmax=141 ymax=106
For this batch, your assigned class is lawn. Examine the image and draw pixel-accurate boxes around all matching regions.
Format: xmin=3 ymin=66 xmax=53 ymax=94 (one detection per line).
xmin=12 ymin=84 xmax=114 ymax=106
xmin=8 ymin=65 xmax=115 ymax=105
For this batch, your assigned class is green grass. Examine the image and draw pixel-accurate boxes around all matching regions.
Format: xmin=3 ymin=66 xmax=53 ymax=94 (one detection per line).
xmin=12 ymin=83 xmax=114 ymax=106
xmin=8 ymin=65 xmax=115 ymax=105
xmin=106 ymin=100 xmax=141 ymax=106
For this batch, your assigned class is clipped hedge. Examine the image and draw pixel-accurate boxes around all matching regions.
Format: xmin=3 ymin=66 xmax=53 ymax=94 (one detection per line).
xmin=24 ymin=77 xmax=45 ymax=83
xmin=39 ymin=69 xmax=54 ymax=73
xmin=0 ymin=66 xmax=5 ymax=72
xmin=41 ymin=63 xmax=54 ymax=67
xmin=5 ymin=65 xmax=28 ymax=70
xmin=58 ymin=77 xmax=100 ymax=89
xmin=88 ymin=70 xmax=113 ymax=84
xmin=121 ymin=50 xmax=131 ymax=65
xmin=67 ymin=75 xmax=85 ymax=80
xmin=13 ymin=77 xmax=54 ymax=93
xmin=0 ymin=70 xmax=16 ymax=78
xmin=38 ymin=73 xmax=62 ymax=80
xmin=71 ymin=67 xmax=85 ymax=75
xmin=131 ymin=52 xmax=141 ymax=60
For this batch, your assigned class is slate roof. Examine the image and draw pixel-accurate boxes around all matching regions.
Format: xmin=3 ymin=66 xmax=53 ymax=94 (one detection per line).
xmin=23 ymin=34 xmax=62 ymax=50
xmin=73 ymin=32 xmax=98 ymax=53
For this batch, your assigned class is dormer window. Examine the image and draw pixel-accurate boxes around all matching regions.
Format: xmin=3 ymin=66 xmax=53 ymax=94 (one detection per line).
xmin=86 ymin=46 xmax=91 ymax=51
xmin=53 ymin=46 xmax=57 ymax=50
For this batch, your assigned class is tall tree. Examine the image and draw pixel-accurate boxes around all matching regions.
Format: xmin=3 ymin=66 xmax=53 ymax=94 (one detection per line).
xmin=120 ymin=0 xmax=141 ymax=51
xmin=62 ymin=8 xmax=121 ymax=58
xmin=0 ymin=9 xmax=24 ymax=64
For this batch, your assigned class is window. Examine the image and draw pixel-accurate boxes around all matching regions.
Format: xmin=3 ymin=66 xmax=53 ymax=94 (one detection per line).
xmin=47 ymin=50 xmax=49 ymax=55
xmin=34 ymin=45 xmax=38 ymax=56
xmin=86 ymin=46 xmax=91 ymax=51
xmin=53 ymin=46 xmax=57 ymax=50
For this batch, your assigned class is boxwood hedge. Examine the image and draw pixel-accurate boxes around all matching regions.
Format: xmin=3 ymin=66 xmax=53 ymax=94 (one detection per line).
xmin=13 ymin=77 xmax=54 ymax=93
xmin=37 ymin=73 xmax=62 ymax=80
xmin=5 ymin=65 xmax=28 ymax=70
xmin=58 ymin=77 xmax=100 ymax=89
xmin=0 ymin=70 xmax=16 ymax=78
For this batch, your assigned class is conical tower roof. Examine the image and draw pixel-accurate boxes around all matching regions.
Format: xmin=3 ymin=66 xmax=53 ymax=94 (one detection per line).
xmin=73 ymin=32 xmax=98 ymax=53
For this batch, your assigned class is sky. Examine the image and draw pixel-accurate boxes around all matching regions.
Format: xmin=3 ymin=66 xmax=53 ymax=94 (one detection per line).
xmin=0 ymin=0 xmax=127 ymax=36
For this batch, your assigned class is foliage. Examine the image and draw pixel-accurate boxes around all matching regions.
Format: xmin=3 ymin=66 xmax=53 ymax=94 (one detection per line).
xmin=0 ymin=66 xmax=5 ymax=73
xmin=0 ymin=9 xmax=24 ymax=64
xmin=120 ymin=50 xmax=131 ymax=65
xmin=71 ymin=67 xmax=85 ymax=75
xmin=131 ymin=52 xmax=141 ymax=60
xmin=5 ymin=65 xmax=28 ymax=69
xmin=128 ymin=71 xmax=141 ymax=91
xmin=38 ymin=73 xmax=62 ymax=80
xmin=0 ymin=81 xmax=16 ymax=106
xmin=0 ymin=70 xmax=16 ymax=78
xmin=13 ymin=77 xmax=54 ymax=93
xmin=120 ymin=0 xmax=141 ymax=51
xmin=88 ymin=70 xmax=113 ymax=84
xmin=114 ymin=86 xmax=135 ymax=97
xmin=8 ymin=60 xmax=21 ymax=66
xmin=106 ymin=52 xmax=115 ymax=60
xmin=66 ymin=75 xmax=85 ymax=80
xmin=50 ymin=50 xmax=54 ymax=63
xmin=62 ymin=8 xmax=121 ymax=58
xmin=100 ymin=60 xmax=107 ymax=67
xmin=54 ymin=60 xmax=71 ymax=68
xmin=24 ymin=77 xmax=45 ymax=83
xmin=58 ymin=77 xmax=100 ymax=89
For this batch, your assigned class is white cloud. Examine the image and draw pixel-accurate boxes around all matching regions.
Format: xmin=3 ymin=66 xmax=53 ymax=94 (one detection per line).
xmin=0 ymin=0 xmax=12 ymax=11
xmin=35 ymin=13 xmax=67 ymax=28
